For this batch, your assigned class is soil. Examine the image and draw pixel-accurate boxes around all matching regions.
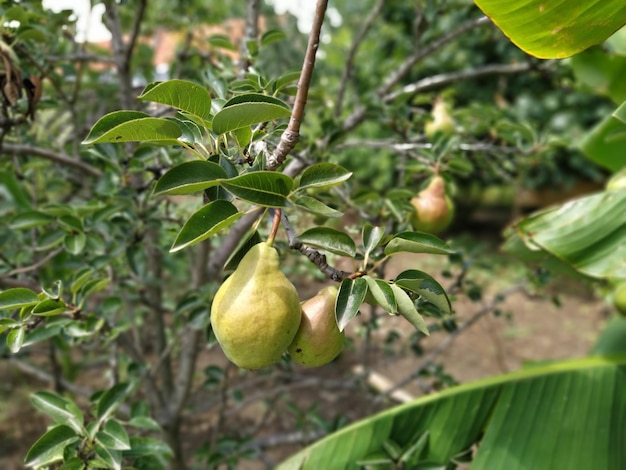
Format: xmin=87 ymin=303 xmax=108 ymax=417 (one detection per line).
xmin=0 ymin=234 xmax=609 ymax=470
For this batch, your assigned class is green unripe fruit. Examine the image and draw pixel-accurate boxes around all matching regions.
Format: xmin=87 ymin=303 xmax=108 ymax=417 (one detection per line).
xmin=614 ymin=282 xmax=626 ymax=316
xmin=288 ymin=285 xmax=344 ymax=367
xmin=425 ymin=99 xmax=455 ymax=139
xmin=410 ymin=176 xmax=454 ymax=235
xmin=211 ymin=242 xmax=301 ymax=370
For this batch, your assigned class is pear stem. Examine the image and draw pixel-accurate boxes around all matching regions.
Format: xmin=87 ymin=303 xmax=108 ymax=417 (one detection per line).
xmin=267 ymin=208 xmax=282 ymax=247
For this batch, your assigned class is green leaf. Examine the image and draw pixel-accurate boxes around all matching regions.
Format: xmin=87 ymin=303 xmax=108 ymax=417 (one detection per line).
xmin=364 ymin=277 xmax=396 ymax=313
xmin=295 ymin=227 xmax=357 ymax=257
xmin=395 ymin=270 xmax=452 ymax=315
xmin=9 ymin=210 xmax=54 ymax=229
xmin=97 ymin=420 xmax=131 ymax=451
xmin=31 ymin=391 xmax=84 ymax=434
xmin=208 ymin=34 xmax=237 ymax=51
xmin=474 ymin=0 xmax=626 ymax=59
xmin=64 ymin=232 xmax=87 ymax=255
xmin=212 ymin=93 xmax=291 ymax=134
xmin=336 ymin=277 xmax=367 ymax=332
xmin=298 ymin=163 xmax=353 ymax=190
xmin=503 ymin=191 xmax=626 ymax=279
xmin=127 ymin=416 xmax=162 ymax=431
xmin=7 ymin=326 xmax=25 ymax=353
xmin=58 ymin=214 xmax=83 ymax=232
xmin=97 ymin=382 xmax=133 ymax=424
xmin=362 ymin=224 xmax=386 ymax=255
xmin=83 ymin=111 xmax=182 ymax=144
xmin=614 ymin=100 xmax=626 ymax=124
xmin=389 ymin=283 xmax=429 ymax=335
xmin=579 ymin=114 xmax=626 ymax=172
xmin=261 ymin=29 xmax=286 ymax=46
xmin=124 ymin=437 xmax=173 ymax=458
xmin=94 ymin=441 xmax=121 ymax=470
xmin=0 ymin=288 xmax=39 ymax=309
xmin=278 ymin=356 xmax=626 ymax=470
xmin=71 ymin=268 xmax=94 ymax=295
xmin=571 ymin=48 xmax=626 ymax=105
xmin=384 ymin=231 xmax=456 ymax=256
xmin=170 ymin=200 xmax=241 ymax=252
xmin=153 ymin=161 xmax=227 ymax=196
xmin=222 ymin=171 xmax=293 ymax=207
xmin=24 ymin=425 xmax=79 ymax=469
xmin=138 ymin=79 xmax=212 ymax=120
xmin=292 ymin=195 xmax=343 ymax=218
xmin=32 ymin=299 xmax=66 ymax=316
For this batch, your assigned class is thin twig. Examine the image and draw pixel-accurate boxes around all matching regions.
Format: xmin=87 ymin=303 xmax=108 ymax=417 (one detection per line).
xmin=342 ymin=15 xmax=491 ymax=133
xmin=267 ymin=0 xmax=328 ymax=170
xmin=2 ymin=143 xmax=103 ymax=177
xmin=281 ymin=212 xmax=351 ymax=281
xmin=334 ymin=0 xmax=385 ymax=118
xmin=384 ymin=62 xmax=536 ymax=102
xmin=5 ymin=248 xmax=64 ymax=277
xmin=241 ymin=0 xmax=261 ymax=74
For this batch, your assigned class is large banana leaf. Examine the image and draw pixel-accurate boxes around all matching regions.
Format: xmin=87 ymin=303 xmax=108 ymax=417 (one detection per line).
xmin=502 ymin=190 xmax=626 ymax=281
xmin=277 ymin=356 xmax=626 ymax=469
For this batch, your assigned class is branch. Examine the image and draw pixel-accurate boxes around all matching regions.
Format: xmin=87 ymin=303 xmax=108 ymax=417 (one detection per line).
xmin=241 ymin=0 xmax=261 ymax=73
xmin=342 ymin=15 xmax=491 ymax=133
xmin=267 ymin=0 xmax=328 ymax=170
xmin=1 ymin=143 xmax=103 ymax=177
xmin=5 ymin=248 xmax=64 ymax=276
xmin=384 ymin=62 xmax=536 ymax=102
xmin=281 ymin=212 xmax=351 ymax=281
xmin=334 ymin=0 xmax=385 ymax=118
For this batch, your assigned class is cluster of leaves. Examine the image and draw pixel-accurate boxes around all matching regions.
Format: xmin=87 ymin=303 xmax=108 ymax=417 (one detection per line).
xmin=25 ymin=384 xmax=171 ymax=469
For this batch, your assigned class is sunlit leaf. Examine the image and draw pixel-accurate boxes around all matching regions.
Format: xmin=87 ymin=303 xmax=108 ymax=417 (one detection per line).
xmin=31 ymin=391 xmax=84 ymax=434
xmin=222 ymin=171 xmax=293 ymax=207
xmin=474 ymin=0 xmax=626 ymax=59
xmin=153 ymin=161 xmax=227 ymax=196
xmin=83 ymin=111 xmax=182 ymax=144
xmin=297 ymin=163 xmax=352 ymax=191
xmin=384 ymin=231 xmax=456 ymax=256
xmin=24 ymin=425 xmax=78 ymax=469
xmin=292 ymin=196 xmax=343 ymax=218
xmin=389 ymin=284 xmax=429 ymax=335
xmin=295 ymin=227 xmax=357 ymax=257
xmin=395 ymin=270 xmax=452 ymax=315
xmin=212 ymin=93 xmax=291 ymax=134
xmin=138 ymin=79 xmax=212 ymax=120
xmin=0 ymin=288 xmax=39 ymax=310
xmin=170 ymin=200 xmax=241 ymax=252
xmin=504 ymin=191 xmax=626 ymax=279
xmin=363 ymin=276 xmax=396 ymax=313
xmin=278 ymin=356 xmax=626 ymax=469
xmin=579 ymin=114 xmax=626 ymax=172
xmin=336 ymin=277 xmax=367 ymax=332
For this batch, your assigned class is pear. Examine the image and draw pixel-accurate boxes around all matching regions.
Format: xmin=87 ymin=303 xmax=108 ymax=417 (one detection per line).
xmin=410 ymin=176 xmax=454 ymax=234
xmin=425 ymin=99 xmax=455 ymax=139
xmin=211 ymin=242 xmax=301 ymax=370
xmin=288 ymin=285 xmax=344 ymax=367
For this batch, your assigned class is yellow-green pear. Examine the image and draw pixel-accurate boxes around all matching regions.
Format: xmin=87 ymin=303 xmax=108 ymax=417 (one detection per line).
xmin=288 ymin=285 xmax=344 ymax=367
xmin=425 ymin=99 xmax=455 ymax=139
xmin=211 ymin=242 xmax=301 ymax=370
xmin=410 ymin=176 xmax=454 ymax=234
